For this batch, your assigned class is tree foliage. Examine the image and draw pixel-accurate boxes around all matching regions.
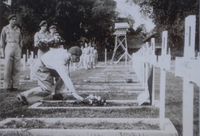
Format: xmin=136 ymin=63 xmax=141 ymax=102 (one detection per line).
xmin=0 ymin=0 xmax=117 ymax=50
xmin=0 ymin=0 xmax=12 ymax=28
xmin=137 ymin=0 xmax=198 ymax=51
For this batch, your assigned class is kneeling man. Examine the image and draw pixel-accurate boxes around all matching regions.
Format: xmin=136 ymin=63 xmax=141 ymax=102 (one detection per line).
xmin=17 ymin=45 xmax=83 ymax=104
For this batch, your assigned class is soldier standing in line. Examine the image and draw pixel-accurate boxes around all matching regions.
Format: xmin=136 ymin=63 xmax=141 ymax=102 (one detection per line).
xmin=89 ymin=42 xmax=95 ymax=69
xmin=83 ymin=42 xmax=90 ymax=70
xmin=77 ymin=45 xmax=84 ymax=69
xmin=0 ymin=14 xmax=23 ymax=91
xmin=91 ymin=40 xmax=98 ymax=68
xmin=34 ymin=20 xmax=50 ymax=58
xmin=93 ymin=46 xmax=98 ymax=68
xmin=48 ymin=25 xmax=63 ymax=43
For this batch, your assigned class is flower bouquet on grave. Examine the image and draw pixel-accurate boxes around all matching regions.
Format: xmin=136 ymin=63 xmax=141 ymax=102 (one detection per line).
xmin=73 ymin=94 xmax=106 ymax=106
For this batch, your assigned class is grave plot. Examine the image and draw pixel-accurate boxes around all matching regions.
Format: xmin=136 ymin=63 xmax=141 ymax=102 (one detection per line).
xmin=0 ymin=118 xmax=177 ymax=136
xmin=28 ymin=64 xmax=150 ymax=109
xmin=84 ymin=65 xmax=139 ymax=83
xmin=0 ymin=63 xmax=174 ymax=136
xmin=52 ymin=91 xmax=140 ymax=100
xmin=73 ymin=64 xmax=145 ymax=100
xmin=29 ymin=99 xmax=159 ymax=110
xmin=30 ymin=64 xmax=154 ymax=110
xmin=19 ymin=64 xmax=163 ymax=136
xmin=75 ymin=84 xmax=144 ymax=91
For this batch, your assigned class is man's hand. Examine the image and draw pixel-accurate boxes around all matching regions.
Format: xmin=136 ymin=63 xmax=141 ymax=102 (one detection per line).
xmin=72 ymin=92 xmax=84 ymax=101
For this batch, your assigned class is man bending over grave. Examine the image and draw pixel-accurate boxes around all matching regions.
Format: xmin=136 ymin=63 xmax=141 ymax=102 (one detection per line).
xmin=17 ymin=38 xmax=83 ymax=105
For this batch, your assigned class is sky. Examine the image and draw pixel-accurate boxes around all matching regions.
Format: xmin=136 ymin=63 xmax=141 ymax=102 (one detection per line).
xmin=114 ymin=0 xmax=155 ymax=32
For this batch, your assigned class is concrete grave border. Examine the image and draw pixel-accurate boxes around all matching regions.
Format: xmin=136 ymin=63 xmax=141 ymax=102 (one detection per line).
xmin=0 ymin=118 xmax=178 ymax=136
xmin=28 ymin=100 xmax=160 ymax=110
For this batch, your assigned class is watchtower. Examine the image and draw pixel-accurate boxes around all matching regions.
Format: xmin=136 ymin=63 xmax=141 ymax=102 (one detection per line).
xmin=111 ymin=22 xmax=131 ymax=64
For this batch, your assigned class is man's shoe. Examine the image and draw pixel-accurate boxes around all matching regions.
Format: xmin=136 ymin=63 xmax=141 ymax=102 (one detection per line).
xmin=53 ymin=94 xmax=64 ymax=100
xmin=17 ymin=94 xmax=29 ymax=105
xmin=6 ymin=88 xmax=12 ymax=91
xmin=140 ymin=102 xmax=151 ymax=106
xmin=11 ymin=88 xmax=18 ymax=91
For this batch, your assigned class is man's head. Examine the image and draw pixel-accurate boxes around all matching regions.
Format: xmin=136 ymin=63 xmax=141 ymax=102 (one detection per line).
xmin=49 ymin=25 xmax=57 ymax=34
xmin=88 ymin=42 xmax=91 ymax=47
xmin=8 ymin=14 xmax=17 ymax=27
xmin=39 ymin=20 xmax=47 ymax=31
xmin=84 ymin=43 xmax=88 ymax=47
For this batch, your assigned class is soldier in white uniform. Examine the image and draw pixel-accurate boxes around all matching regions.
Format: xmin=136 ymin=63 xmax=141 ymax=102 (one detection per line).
xmin=34 ymin=20 xmax=50 ymax=58
xmin=89 ymin=43 xmax=95 ymax=69
xmin=93 ymin=46 xmax=98 ymax=68
xmin=0 ymin=14 xmax=23 ymax=91
xmin=17 ymin=45 xmax=84 ymax=104
xmin=77 ymin=45 xmax=84 ymax=68
xmin=83 ymin=43 xmax=90 ymax=70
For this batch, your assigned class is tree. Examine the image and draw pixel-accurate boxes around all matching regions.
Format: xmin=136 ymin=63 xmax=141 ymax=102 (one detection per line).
xmin=136 ymin=0 xmax=198 ymax=51
xmin=6 ymin=0 xmax=116 ymax=51
xmin=0 ymin=0 xmax=11 ymax=30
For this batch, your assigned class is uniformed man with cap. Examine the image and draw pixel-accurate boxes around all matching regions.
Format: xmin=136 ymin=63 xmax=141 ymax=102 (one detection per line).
xmin=48 ymin=24 xmax=65 ymax=47
xmin=34 ymin=20 xmax=50 ymax=58
xmin=0 ymin=14 xmax=23 ymax=91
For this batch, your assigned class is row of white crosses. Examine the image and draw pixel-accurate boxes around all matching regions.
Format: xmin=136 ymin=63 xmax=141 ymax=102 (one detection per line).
xmin=0 ymin=51 xmax=35 ymax=88
xmin=21 ymin=51 xmax=36 ymax=81
xmin=23 ymin=51 xmax=78 ymax=80
xmin=132 ymin=30 xmax=171 ymax=130
xmin=175 ymin=15 xmax=198 ymax=136
xmin=157 ymin=30 xmax=171 ymax=130
xmin=132 ymin=15 xmax=198 ymax=135
xmin=0 ymin=49 xmax=79 ymax=89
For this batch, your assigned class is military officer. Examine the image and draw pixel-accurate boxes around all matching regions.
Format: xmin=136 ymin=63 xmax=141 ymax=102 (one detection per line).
xmin=83 ymin=43 xmax=90 ymax=70
xmin=0 ymin=14 xmax=23 ymax=91
xmin=34 ymin=20 xmax=50 ymax=58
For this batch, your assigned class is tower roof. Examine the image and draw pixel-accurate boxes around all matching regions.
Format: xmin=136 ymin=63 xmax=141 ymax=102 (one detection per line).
xmin=114 ymin=22 xmax=129 ymax=30
xmin=113 ymin=30 xmax=127 ymax=35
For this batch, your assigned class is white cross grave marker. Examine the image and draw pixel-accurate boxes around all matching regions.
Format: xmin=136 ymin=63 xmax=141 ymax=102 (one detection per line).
xmin=150 ymin=38 xmax=156 ymax=106
xmin=158 ymin=31 xmax=171 ymax=130
xmin=175 ymin=15 xmax=197 ymax=136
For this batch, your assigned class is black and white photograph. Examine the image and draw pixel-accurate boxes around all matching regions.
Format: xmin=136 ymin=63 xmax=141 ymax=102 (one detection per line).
xmin=0 ymin=0 xmax=199 ymax=135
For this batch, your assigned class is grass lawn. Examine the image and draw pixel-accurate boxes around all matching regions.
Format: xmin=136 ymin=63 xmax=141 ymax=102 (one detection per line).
xmin=0 ymin=64 xmax=199 ymax=136
xmin=154 ymin=68 xmax=199 ymax=136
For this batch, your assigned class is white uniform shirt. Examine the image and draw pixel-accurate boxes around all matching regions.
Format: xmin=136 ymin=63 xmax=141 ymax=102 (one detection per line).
xmin=90 ymin=47 xmax=94 ymax=55
xmin=34 ymin=31 xmax=50 ymax=48
xmin=40 ymin=48 xmax=79 ymax=95
xmin=41 ymin=48 xmax=70 ymax=70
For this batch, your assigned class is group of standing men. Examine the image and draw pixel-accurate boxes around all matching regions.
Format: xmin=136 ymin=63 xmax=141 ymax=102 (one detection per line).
xmin=0 ymin=14 xmax=84 ymax=105
xmin=79 ymin=42 xmax=98 ymax=70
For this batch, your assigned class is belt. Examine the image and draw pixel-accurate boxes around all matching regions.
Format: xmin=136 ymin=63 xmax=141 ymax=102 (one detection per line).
xmin=6 ymin=42 xmax=20 ymax=46
xmin=7 ymin=42 xmax=19 ymax=44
